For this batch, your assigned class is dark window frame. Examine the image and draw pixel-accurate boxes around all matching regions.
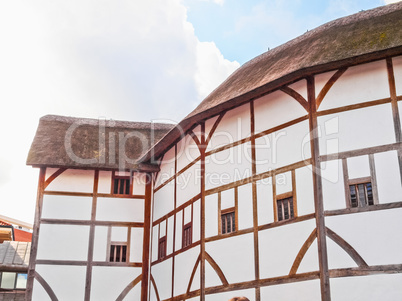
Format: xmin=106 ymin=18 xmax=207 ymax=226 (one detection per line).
xmin=158 ymin=236 xmax=167 ymax=260
xmin=349 ymin=181 xmax=374 ymax=208
xmin=182 ymin=222 xmax=192 ymax=248
xmin=221 ymin=208 xmax=236 ymax=235
xmin=109 ymin=242 xmax=128 ymax=263
xmin=112 ymin=172 xmax=131 ymax=195
xmin=276 ymin=195 xmax=295 ymax=222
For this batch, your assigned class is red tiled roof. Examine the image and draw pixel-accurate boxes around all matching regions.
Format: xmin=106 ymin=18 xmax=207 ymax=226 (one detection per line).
xmin=14 ymin=228 xmax=32 ymax=242
xmin=0 ymin=220 xmax=11 ymax=226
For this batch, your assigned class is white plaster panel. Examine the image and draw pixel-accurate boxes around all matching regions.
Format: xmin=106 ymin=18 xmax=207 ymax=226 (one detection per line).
xmin=288 ymin=78 xmax=308 ymax=100
xmin=132 ymin=172 xmax=146 ymax=195
xmin=254 ymin=90 xmax=307 ymax=134
xmin=45 ymin=169 xmax=94 ymax=193
xmin=160 ymin=220 xmax=166 ymax=237
xmin=152 ymin=259 xmax=173 ymax=300
xmin=326 ymin=236 xmax=358 ymax=270
xmin=256 ymin=178 xmax=274 ymax=226
xmin=96 ymin=197 xmax=144 ymax=222
xmin=392 ymin=55 xmax=402 ymax=96
xmin=167 ymin=216 xmax=174 ymax=255
xmin=35 ymin=265 xmax=86 ymax=301
xmin=206 ymin=289 xmax=255 ymax=301
xmin=115 ymin=171 xmax=130 ymax=177
xmin=295 ymin=166 xmax=315 ymax=216
xmin=275 ymin=171 xmax=292 ymax=195
xmin=206 ymin=233 xmax=255 ymax=284
xmin=206 ymin=103 xmax=251 ymax=151
xmin=330 ymin=274 xmax=402 ymax=301
xmin=124 ymin=278 xmax=141 ymax=300
xmin=237 ymin=183 xmax=253 ymax=230
xmin=259 ymin=219 xmax=316 ymax=278
xmin=176 ymin=162 xmax=201 ymax=207
xmin=155 ymin=146 xmax=175 ymax=188
xmin=205 ymin=259 xmax=222 ymax=288
xmin=177 ymin=134 xmax=200 ymax=172
xmin=205 ymin=194 xmax=218 ymax=238
xmin=153 ymin=181 xmax=174 ymax=222
xmin=98 ymin=170 xmax=112 ymax=194
xmin=221 ymin=188 xmax=234 ymax=210
xmin=90 ymin=266 xmax=140 ymax=301
xmin=37 ymin=224 xmax=89 ymax=261
xmin=255 ymin=121 xmax=311 ymax=174
xmin=93 ymin=226 xmax=108 ymax=262
xmin=189 ymin=263 xmax=200 ymax=292
xmin=321 ymin=160 xmax=346 ymax=211
xmin=297 ymin=240 xmax=319 ymax=274
xmin=42 ymin=195 xmax=92 ymax=220
xmin=32 ymin=278 xmax=51 ymax=301
xmin=325 ymin=208 xmax=402 ymax=265
xmin=184 ymin=205 xmax=192 ymax=224
xmin=315 ymin=70 xmax=337 ymax=100
xmin=152 ymin=225 xmax=158 ymax=262
xmin=173 ymin=246 xmax=200 ymax=296
xmin=192 ymin=200 xmax=200 ymax=243
xmin=111 ymin=226 xmax=127 ymax=242
xmin=175 ymin=211 xmax=183 ymax=252
xmin=260 ymin=279 xmax=321 ymax=301
xmin=318 ymin=60 xmax=390 ymax=111
xmin=205 ymin=143 xmax=252 ymax=190
xmin=347 ymin=155 xmax=370 ymax=179
xmin=205 ymin=115 xmax=219 ymax=140
xmin=318 ymin=104 xmax=395 ymax=155
xmin=130 ymin=227 xmax=143 ymax=263
xmin=375 ymin=150 xmax=402 ymax=204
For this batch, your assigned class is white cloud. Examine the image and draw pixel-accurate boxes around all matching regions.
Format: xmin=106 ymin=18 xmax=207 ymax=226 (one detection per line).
xmin=383 ymin=0 xmax=401 ymax=4
xmin=0 ymin=0 xmax=238 ymax=222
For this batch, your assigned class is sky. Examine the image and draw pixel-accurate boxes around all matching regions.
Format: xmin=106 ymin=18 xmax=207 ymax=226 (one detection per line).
xmin=0 ymin=0 xmax=400 ymax=224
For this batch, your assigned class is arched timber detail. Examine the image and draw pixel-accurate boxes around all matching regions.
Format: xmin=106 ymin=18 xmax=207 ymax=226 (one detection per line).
xmin=189 ymin=130 xmax=201 ymax=149
xmin=44 ymin=168 xmax=67 ymax=189
xmin=34 ymin=271 xmax=58 ymax=301
xmin=326 ymin=227 xmax=368 ymax=268
xmin=205 ymin=112 xmax=226 ymax=147
xmin=186 ymin=254 xmax=201 ymax=294
xmin=289 ymin=228 xmax=317 ymax=275
xmin=115 ymin=274 xmax=142 ymax=301
xmin=150 ymin=274 xmax=161 ymax=301
xmin=280 ymin=86 xmax=309 ymax=111
xmin=316 ymin=67 xmax=348 ymax=109
xmin=205 ymin=251 xmax=229 ymax=286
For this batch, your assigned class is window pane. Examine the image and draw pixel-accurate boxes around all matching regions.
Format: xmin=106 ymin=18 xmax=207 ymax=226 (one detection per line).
xmin=277 ymin=200 xmax=283 ymax=221
xmin=125 ymin=179 xmax=130 ymax=194
xmin=283 ymin=199 xmax=289 ymax=220
xmin=122 ymin=246 xmax=127 ymax=262
xmin=110 ymin=245 xmax=115 ymax=262
xmin=349 ymin=185 xmax=358 ymax=207
xmin=16 ymin=274 xmax=27 ymax=289
xmin=1 ymin=272 xmax=16 ymax=289
xmin=357 ymin=184 xmax=366 ymax=207
xmin=119 ymin=180 xmax=124 ymax=194
xmin=113 ymin=179 xmax=119 ymax=194
xmin=366 ymin=183 xmax=374 ymax=205
xmin=116 ymin=245 xmax=121 ymax=262
xmin=289 ymin=198 xmax=294 ymax=219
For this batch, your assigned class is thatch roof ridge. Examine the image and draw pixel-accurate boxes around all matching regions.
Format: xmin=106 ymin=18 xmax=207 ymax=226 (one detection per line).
xmin=40 ymin=114 xmax=176 ymax=131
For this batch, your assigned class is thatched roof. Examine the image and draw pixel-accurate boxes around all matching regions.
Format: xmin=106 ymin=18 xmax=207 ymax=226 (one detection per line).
xmin=27 ymin=115 xmax=174 ymax=171
xmin=141 ymin=2 xmax=402 ymax=162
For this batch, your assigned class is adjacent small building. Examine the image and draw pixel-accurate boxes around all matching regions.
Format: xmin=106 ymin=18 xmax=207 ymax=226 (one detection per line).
xmin=26 ymin=3 xmax=402 ymax=301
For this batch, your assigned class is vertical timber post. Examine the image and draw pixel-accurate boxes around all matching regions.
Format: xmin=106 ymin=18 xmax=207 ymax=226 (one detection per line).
xmin=200 ymin=123 xmax=206 ymax=301
xmin=307 ymin=76 xmax=331 ymax=301
xmin=142 ymin=173 xmax=153 ymax=301
xmin=26 ymin=167 xmax=46 ymax=301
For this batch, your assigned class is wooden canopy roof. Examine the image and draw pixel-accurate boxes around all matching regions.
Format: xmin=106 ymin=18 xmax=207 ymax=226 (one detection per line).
xmin=140 ymin=2 xmax=402 ymax=162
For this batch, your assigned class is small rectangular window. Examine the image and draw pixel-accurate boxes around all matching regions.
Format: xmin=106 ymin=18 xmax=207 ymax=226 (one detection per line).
xmin=109 ymin=244 xmax=127 ymax=262
xmin=277 ymin=197 xmax=294 ymax=221
xmin=113 ymin=176 xmax=130 ymax=195
xmin=182 ymin=223 xmax=192 ymax=248
xmin=0 ymin=272 xmax=16 ymax=289
xmin=221 ymin=209 xmax=235 ymax=234
xmin=158 ymin=236 xmax=166 ymax=260
xmin=349 ymin=182 xmax=373 ymax=207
